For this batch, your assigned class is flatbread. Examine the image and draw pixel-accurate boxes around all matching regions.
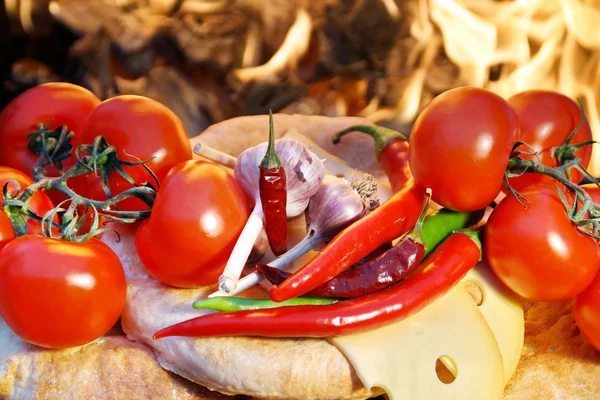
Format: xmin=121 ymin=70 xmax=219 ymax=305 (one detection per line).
xmin=0 ymin=318 xmax=236 ymax=400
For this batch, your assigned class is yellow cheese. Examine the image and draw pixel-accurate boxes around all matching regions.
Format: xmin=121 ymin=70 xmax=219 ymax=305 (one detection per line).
xmin=330 ymin=285 xmax=505 ymax=400
xmin=461 ymin=261 xmax=524 ymax=384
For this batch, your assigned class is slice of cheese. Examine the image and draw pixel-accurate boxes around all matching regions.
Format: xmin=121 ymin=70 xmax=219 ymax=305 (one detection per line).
xmin=462 ymin=261 xmax=525 ymax=385
xmin=330 ymin=285 xmax=505 ymax=400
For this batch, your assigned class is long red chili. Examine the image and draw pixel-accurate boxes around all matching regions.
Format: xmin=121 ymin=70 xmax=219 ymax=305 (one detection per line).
xmin=333 ymin=125 xmax=411 ymax=192
xmin=269 ymin=180 xmax=425 ymax=302
xmin=153 ymin=230 xmax=481 ymax=339
xmin=259 ymin=111 xmax=287 ymax=256
xmin=256 ymin=194 xmax=431 ymax=298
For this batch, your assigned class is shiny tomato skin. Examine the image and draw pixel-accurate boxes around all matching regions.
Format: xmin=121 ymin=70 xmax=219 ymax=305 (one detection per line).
xmin=136 ymin=160 xmax=250 ymax=288
xmin=507 ymin=90 xmax=593 ymax=191
xmin=73 ymin=95 xmax=192 ymax=212
xmin=0 ymin=166 xmax=55 ymax=239
xmin=0 ymin=83 xmax=100 ymax=178
xmin=574 ymin=272 xmax=600 ymax=351
xmin=409 ymin=87 xmax=519 ymax=211
xmin=0 ymin=236 xmax=126 ymax=349
xmin=485 ymin=183 xmax=600 ymax=301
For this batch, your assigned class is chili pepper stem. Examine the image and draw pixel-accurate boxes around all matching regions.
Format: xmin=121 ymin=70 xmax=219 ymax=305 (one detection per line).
xmin=209 ymin=230 xmax=324 ymax=298
xmin=218 ymin=207 xmax=265 ymax=294
xmin=332 ymin=124 xmax=407 ymax=156
xmin=260 ymin=111 xmax=282 ymax=170
xmin=405 ymin=188 xmax=432 ymax=244
xmin=193 ymin=143 xmax=237 ymax=169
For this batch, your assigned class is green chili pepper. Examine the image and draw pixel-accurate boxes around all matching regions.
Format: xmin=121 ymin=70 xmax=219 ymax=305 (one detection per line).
xmin=421 ymin=208 xmax=485 ymax=258
xmin=192 ymin=296 xmax=338 ymax=312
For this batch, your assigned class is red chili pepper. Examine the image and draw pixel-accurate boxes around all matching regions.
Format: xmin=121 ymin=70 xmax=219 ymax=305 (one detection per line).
xmin=256 ymin=194 xmax=431 ymax=298
xmin=333 ymin=125 xmax=411 ymax=192
xmin=269 ymin=179 xmax=425 ymax=302
xmin=152 ymin=230 xmax=481 ymax=339
xmin=259 ymin=111 xmax=287 ymax=256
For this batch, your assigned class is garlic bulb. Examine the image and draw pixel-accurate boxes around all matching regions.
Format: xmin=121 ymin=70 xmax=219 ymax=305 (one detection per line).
xmin=217 ymin=137 xmax=325 ymax=294
xmin=234 ymin=138 xmax=325 ymax=216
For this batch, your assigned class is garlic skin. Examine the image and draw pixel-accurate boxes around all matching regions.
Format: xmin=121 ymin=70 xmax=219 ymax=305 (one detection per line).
xmin=234 ymin=138 xmax=325 ymax=217
xmin=306 ymin=175 xmax=369 ymax=239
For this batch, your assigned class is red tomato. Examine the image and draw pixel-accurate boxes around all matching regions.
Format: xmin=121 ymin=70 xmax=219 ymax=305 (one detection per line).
xmin=0 ymin=236 xmax=126 ymax=349
xmin=574 ymin=272 xmax=600 ymax=351
xmin=507 ymin=90 xmax=593 ymax=191
xmin=409 ymin=87 xmax=519 ymax=211
xmin=136 ymin=160 xmax=250 ymax=288
xmin=0 ymin=83 xmax=100 ymax=177
xmin=73 ymin=95 xmax=192 ymax=212
xmin=0 ymin=166 xmax=55 ymax=240
xmin=485 ymin=183 xmax=600 ymax=301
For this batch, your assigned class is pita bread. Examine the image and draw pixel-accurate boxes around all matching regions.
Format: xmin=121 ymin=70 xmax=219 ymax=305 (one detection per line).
xmin=0 ymin=318 xmax=235 ymax=400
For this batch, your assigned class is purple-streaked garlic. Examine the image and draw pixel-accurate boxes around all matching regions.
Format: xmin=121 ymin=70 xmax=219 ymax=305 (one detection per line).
xmin=217 ymin=138 xmax=325 ymax=294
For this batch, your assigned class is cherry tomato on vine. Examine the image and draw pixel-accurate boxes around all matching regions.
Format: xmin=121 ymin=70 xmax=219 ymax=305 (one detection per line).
xmin=136 ymin=160 xmax=251 ymax=288
xmin=73 ymin=95 xmax=192 ymax=212
xmin=485 ymin=183 xmax=600 ymax=301
xmin=409 ymin=87 xmax=519 ymax=211
xmin=0 ymin=166 xmax=55 ymax=243
xmin=0 ymin=83 xmax=100 ymax=178
xmin=506 ymin=90 xmax=593 ymax=191
xmin=0 ymin=236 xmax=126 ymax=349
xmin=574 ymin=272 xmax=600 ymax=351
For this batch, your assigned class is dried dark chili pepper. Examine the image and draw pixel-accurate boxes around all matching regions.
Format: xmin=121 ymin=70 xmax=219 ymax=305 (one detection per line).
xmin=259 ymin=111 xmax=287 ymax=256
xmin=153 ymin=229 xmax=482 ymax=339
xmin=333 ymin=125 xmax=411 ymax=193
xmin=257 ymin=204 xmax=483 ymax=298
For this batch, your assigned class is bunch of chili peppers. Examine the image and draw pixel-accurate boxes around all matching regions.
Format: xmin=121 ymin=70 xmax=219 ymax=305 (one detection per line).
xmin=154 ymin=124 xmax=484 ymax=339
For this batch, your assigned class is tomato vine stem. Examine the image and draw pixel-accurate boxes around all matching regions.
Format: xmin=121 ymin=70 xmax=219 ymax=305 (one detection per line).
xmin=506 ymin=121 xmax=600 ymax=240
xmin=2 ymin=132 xmax=159 ymax=242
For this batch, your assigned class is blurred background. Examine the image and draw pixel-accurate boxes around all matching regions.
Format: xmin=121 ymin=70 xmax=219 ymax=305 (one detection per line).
xmin=1 ymin=0 xmax=599 ymax=171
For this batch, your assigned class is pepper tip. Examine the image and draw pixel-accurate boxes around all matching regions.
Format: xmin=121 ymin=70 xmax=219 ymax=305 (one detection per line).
xmin=268 ymin=284 xmax=287 ymax=303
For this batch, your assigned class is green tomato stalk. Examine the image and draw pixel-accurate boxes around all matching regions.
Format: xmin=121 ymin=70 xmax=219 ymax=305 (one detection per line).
xmin=2 ymin=127 xmax=159 ymax=242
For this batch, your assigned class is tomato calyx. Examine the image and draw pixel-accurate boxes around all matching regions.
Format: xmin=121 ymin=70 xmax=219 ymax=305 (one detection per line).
xmin=2 ymin=135 xmax=159 ymax=242
xmin=504 ymin=108 xmax=600 ymax=240
xmin=550 ymin=101 xmax=598 ymax=183
xmin=27 ymin=123 xmax=75 ymax=178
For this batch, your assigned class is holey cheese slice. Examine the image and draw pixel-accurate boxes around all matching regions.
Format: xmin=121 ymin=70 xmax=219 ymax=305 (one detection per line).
xmin=330 ymin=285 xmax=505 ymax=400
xmin=463 ymin=261 xmax=525 ymax=385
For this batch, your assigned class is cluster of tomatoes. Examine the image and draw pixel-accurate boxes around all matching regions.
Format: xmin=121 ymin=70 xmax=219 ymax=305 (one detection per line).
xmin=409 ymin=87 xmax=600 ymax=350
xmin=0 ymin=83 xmax=252 ymax=349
